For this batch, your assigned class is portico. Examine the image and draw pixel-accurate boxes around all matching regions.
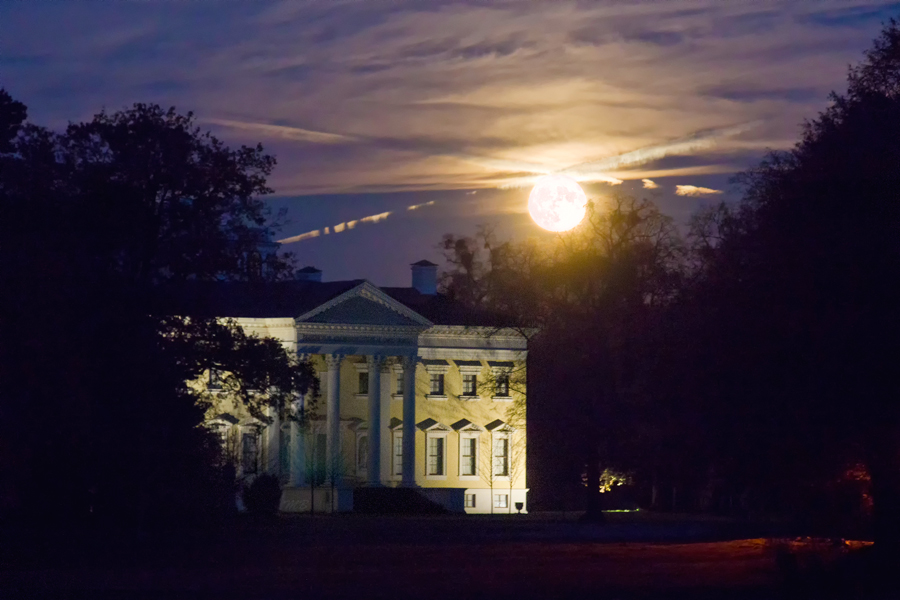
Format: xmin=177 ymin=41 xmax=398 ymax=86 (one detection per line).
xmin=317 ymin=349 xmax=420 ymax=487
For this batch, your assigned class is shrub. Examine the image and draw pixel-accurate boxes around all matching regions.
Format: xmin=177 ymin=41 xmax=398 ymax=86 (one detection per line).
xmin=243 ymin=474 xmax=282 ymax=516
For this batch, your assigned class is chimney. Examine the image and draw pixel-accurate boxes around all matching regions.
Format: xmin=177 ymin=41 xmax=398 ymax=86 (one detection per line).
xmin=296 ymin=266 xmax=322 ymax=282
xmin=411 ymin=260 xmax=437 ymax=295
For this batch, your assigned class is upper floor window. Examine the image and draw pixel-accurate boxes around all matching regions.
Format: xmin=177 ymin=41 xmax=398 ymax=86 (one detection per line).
xmin=358 ymin=372 xmax=369 ymax=395
xmin=496 ymin=374 xmax=510 ymax=396
xmin=396 ymin=372 xmax=404 ymax=395
xmin=463 ymin=374 xmax=477 ymax=396
xmin=208 ymin=368 xmax=223 ymax=390
xmin=429 ymin=373 xmax=444 ymax=395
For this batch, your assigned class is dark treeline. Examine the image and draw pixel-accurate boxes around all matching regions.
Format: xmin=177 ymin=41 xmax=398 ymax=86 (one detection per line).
xmin=0 ymin=97 xmax=317 ymax=536
xmin=439 ymin=19 xmax=900 ymax=549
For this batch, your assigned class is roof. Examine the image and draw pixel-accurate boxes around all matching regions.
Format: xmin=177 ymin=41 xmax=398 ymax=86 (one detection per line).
xmin=411 ymin=260 xmax=438 ymax=267
xmin=156 ymin=280 xmax=362 ymax=318
xmin=156 ymin=278 xmax=515 ymax=327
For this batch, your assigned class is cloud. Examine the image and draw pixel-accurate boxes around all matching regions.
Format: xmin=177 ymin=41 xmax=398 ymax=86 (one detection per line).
xmin=557 ymin=122 xmax=759 ymax=179
xmin=675 ymin=185 xmax=724 ymax=196
xmin=591 ymin=175 xmax=623 ymax=185
xmin=204 ymin=119 xmax=355 ymax=145
xmin=278 ymin=230 xmax=321 ymax=244
xmin=407 ymin=200 xmax=436 ymax=210
xmin=642 ymin=179 xmax=659 ymax=189
xmin=3 ymin=0 xmax=894 ymax=196
xmin=277 ymin=209 xmax=396 ymax=244
xmin=360 ymin=211 xmax=391 ymax=224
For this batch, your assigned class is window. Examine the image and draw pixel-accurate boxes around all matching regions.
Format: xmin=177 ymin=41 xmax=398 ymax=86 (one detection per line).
xmin=310 ymin=432 xmax=327 ymax=486
xmin=494 ymin=494 xmax=508 ymax=509
xmin=209 ymin=422 xmax=229 ymax=447
xmin=357 ymin=434 xmax=368 ymax=472
xmin=396 ymin=372 xmax=404 ymax=395
xmin=358 ymin=372 xmax=369 ymax=395
xmin=465 ymin=493 xmax=476 ymax=508
xmin=460 ymin=437 xmax=477 ymax=476
xmin=429 ymin=373 xmax=444 ymax=395
xmin=463 ymin=374 xmax=477 ymax=395
xmin=496 ymin=374 xmax=510 ymax=396
xmin=241 ymin=431 xmax=258 ymax=474
xmin=427 ymin=436 xmax=445 ymax=476
xmin=208 ymin=369 xmax=223 ymax=390
xmin=493 ymin=437 xmax=509 ymax=477
xmin=393 ymin=432 xmax=403 ymax=476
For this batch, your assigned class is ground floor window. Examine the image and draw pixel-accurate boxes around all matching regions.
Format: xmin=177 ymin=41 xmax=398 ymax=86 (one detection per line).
xmin=460 ymin=436 xmax=477 ymax=476
xmin=427 ymin=435 xmax=445 ymax=476
xmin=357 ymin=434 xmax=368 ymax=473
xmin=309 ymin=432 xmax=327 ymax=485
xmin=241 ymin=431 xmax=258 ymax=475
xmin=392 ymin=432 xmax=403 ymax=476
xmin=494 ymin=494 xmax=508 ymax=509
xmin=465 ymin=493 xmax=476 ymax=508
xmin=493 ymin=437 xmax=509 ymax=477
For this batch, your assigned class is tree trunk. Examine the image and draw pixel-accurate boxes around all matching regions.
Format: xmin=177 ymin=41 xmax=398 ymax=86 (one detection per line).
xmin=580 ymin=445 xmax=605 ymax=523
xmin=868 ymin=433 xmax=900 ymax=559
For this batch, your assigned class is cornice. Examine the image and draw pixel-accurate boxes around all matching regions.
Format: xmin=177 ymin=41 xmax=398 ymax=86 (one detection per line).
xmin=296 ymin=322 xmax=424 ymax=336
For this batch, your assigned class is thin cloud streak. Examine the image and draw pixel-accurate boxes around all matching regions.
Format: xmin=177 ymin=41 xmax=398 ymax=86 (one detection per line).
xmin=557 ymin=123 xmax=760 ymax=180
xmin=675 ymin=185 xmax=724 ymax=196
xmin=205 ymin=119 xmax=355 ymax=145
xmin=407 ymin=200 xmax=436 ymax=210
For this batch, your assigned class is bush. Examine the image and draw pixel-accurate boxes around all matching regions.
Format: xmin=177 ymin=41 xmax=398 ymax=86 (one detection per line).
xmin=243 ymin=474 xmax=282 ymax=516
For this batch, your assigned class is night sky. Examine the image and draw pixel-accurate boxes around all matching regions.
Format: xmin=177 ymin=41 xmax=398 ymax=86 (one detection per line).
xmin=3 ymin=1 xmax=898 ymax=285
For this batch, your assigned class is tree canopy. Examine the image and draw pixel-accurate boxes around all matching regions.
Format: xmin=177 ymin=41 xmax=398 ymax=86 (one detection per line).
xmin=0 ymin=95 xmax=317 ymax=530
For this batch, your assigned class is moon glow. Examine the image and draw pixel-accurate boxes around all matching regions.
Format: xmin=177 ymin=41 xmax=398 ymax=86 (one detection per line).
xmin=527 ymin=174 xmax=588 ymax=232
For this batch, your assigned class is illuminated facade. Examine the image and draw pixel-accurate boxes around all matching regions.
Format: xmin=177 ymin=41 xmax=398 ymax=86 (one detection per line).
xmin=204 ymin=261 xmax=528 ymax=514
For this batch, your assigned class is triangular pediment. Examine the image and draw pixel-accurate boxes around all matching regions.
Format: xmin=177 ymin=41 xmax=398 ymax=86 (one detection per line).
xmin=296 ymin=282 xmax=432 ymax=328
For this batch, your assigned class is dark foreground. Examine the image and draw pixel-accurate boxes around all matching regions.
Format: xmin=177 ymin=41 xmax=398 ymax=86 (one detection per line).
xmin=0 ymin=511 xmax=881 ymax=599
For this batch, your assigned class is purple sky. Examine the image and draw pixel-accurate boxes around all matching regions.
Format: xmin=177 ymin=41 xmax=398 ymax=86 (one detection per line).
xmin=3 ymin=0 xmax=898 ymax=286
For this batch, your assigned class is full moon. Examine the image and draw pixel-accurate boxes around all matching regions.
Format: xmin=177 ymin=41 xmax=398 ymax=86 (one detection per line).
xmin=527 ymin=174 xmax=588 ymax=232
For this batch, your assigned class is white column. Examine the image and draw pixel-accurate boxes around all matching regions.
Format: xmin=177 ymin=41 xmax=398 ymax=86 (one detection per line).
xmin=380 ymin=361 xmax=392 ymax=483
xmin=366 ymin=355 xmax=385 ymax=486
xmin=401 ymin=354 xmax=417 ymax=486
xmin=289 ymin=400 xmax=304 ymax=486
xmin=266 ymin=407 xmax=280 ymax=475
xmin=325 ymin=353 xmax=343 ymax=485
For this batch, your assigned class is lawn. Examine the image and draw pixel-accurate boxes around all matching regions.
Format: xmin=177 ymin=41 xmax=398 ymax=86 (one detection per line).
xmin=1 ymin=511 xmax=873 ymax=599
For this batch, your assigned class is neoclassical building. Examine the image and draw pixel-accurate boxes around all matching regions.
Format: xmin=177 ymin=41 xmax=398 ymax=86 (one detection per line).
xmin=204 ymin=261 xmax=528 ymax=514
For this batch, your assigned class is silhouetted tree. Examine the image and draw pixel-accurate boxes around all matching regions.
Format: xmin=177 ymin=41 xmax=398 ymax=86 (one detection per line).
xmin=441 ymin=195 xmax=686 ymax=519
xmin=0 ymin=98 xmax=317 ymax=533
xmin=681 ymin=18 xmax=900 ymax=551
